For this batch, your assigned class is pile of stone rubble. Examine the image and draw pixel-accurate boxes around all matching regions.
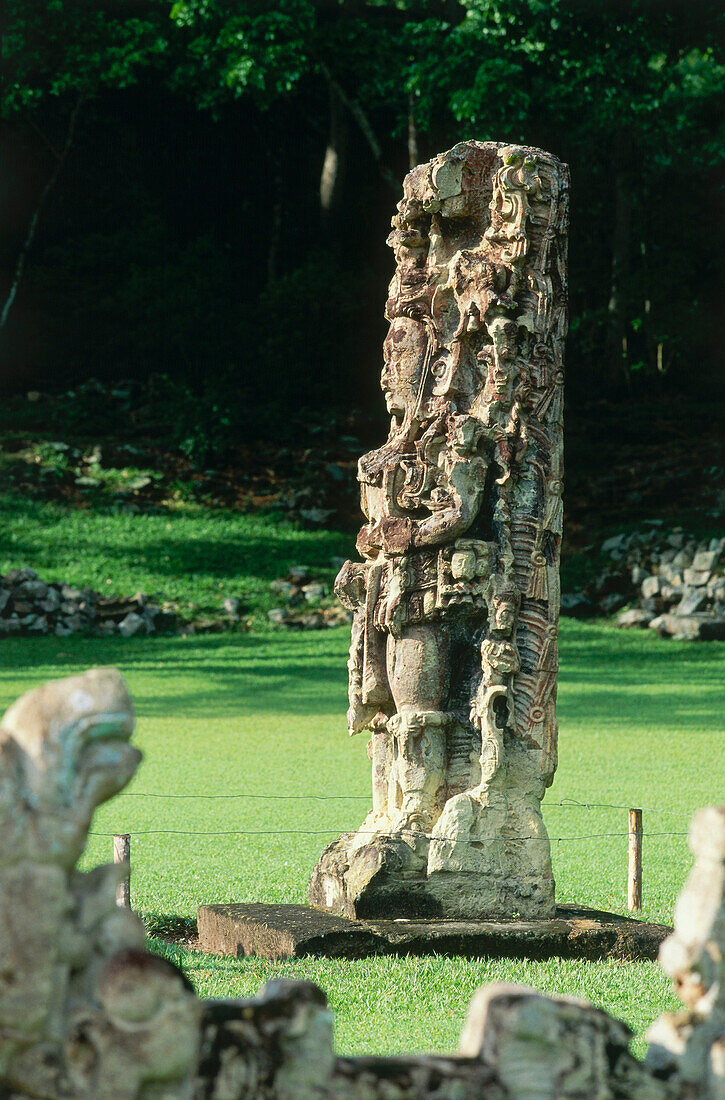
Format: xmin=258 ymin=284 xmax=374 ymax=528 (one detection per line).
xmin=563 ymin=528 xmax=725 ymax=640
xmin=267 ymin=563 xmax=352 ymax=630
xmin=0 ymin=569 xmax=179 ymax=637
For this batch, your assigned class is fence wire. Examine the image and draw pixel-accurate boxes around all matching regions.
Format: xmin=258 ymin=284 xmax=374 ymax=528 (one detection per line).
xmin=115 ymin=791 xmax=694 ymax=819
xmin=89 ymin=827 xmax=688 ymax=843
xmin=88 ymin=792 xmax=691 ymax=854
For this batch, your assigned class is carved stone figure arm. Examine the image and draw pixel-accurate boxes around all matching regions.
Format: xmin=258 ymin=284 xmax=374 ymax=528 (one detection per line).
xmin=357 ymin=516 xmax=414 ymax=558
xmin=411 ymin=454 xmax=488 ymax=549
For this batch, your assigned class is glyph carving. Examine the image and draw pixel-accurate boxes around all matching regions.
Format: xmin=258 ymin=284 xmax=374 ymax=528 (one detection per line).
xmin=310 ymin=140 xmax=569 ymax=919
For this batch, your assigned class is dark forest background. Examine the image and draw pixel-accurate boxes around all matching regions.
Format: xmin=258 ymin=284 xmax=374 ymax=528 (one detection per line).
xmin=1 ymin=0 xmax=723 ymax=457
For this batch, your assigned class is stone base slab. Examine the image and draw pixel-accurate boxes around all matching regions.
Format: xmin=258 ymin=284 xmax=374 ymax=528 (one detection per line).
xmin=197 ymin=901 xmax=670 ymax=962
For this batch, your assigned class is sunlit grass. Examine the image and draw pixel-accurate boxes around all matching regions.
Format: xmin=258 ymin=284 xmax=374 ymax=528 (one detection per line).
xmin=1 ymin=621 xmax=721 ymax=1055
xmin=0 ymin=492 xmax=353 ymax=622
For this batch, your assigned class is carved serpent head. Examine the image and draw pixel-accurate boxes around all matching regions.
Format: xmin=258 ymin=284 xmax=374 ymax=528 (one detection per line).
xmin=0 ymin=668 xmax=140 ymax=868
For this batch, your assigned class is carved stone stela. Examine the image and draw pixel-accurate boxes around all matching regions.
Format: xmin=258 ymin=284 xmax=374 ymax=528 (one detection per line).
xmin=310 ymin=141 xmax=569 ymax=920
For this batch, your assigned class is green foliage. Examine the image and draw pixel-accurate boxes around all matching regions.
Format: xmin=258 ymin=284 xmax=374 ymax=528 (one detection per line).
xmin=154 ymin=374 xmax=236 ymax=466
xmin=419 ymin=0 xmax=725 ymax=385
xmin=1 ymin=0 xmax=170 ymax=113
xmin=167 ymin=0 xmax=427 ymax=117
xmin=26 ymin=440 xmax=73 ymax=478
xmin=167 ymin=0 xmax=723 ymax=388
xmin=3 ymin=0 xmax=723 ymax=401
xmin=170 ymin=0 xmax=317 ymax=107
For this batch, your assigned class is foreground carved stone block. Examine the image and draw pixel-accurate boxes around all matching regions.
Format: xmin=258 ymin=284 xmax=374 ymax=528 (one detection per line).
xmin=0 ymin=669 xmax=723 ymax=1097
xmin=646 ymin=806 xmax=725 ymax=1097
xmin=310 ymin=140 xmax=569 ymax=920
xmin=0 ymin=668 xmax=202 ymax=1098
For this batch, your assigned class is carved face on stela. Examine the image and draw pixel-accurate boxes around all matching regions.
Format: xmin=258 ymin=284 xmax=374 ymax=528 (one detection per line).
xmin=389 ymin=144 xmax=498 ymax=263
xmin=381 ymin=316 xmax=428 ymax=426
xmin=383 ymin=145 xmax=516 ymax=427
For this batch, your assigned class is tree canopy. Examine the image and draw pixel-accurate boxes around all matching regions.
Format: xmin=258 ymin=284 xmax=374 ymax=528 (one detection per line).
xmin=0 ymin=0 xmax=722 ymax=410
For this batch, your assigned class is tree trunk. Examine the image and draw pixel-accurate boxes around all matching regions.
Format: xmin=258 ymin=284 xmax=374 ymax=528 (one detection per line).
xmin=320 ymin=65 xmax=399 ymax=197
xmin=606 ymin=142 xmax=633 ymax=391
xmin=320 ymin=81 xmax=349 ymax=239
xmin=0 ymin=96 xmax=84 ymax=332
xmin=407 ymin=94 xmax=419 ymax=170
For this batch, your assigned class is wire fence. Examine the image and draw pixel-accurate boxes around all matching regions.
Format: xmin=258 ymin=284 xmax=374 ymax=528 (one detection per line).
xmin=92 ymin=790 xmax=693 ymax=915
xmin=90 ymin=791 xmax=692 ymax=840
xmin=109 ymin=791 xmax=693 ymax=816
xmin=90 ymin=827 xmax=688 ymax=840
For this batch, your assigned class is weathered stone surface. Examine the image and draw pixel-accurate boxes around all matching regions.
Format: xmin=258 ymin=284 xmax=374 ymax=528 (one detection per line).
xmin=672 ymin=548 xmax=693 ymax=568
xmin=266 ymin=569 xmax=351 ymax=630
xmin=222 ymin=595 xmax=242 ymax=619
xmin=198 ymin=901 xmax=670 ymax=962
xmin=669 ymin=615 xmax=707 ymax=640
xmin=311 ymin=140 xmax=569 ymax=921
xmin=641 ymin=575 xmax=663 ymax=599
xmin=710 ymin=576 xmax=725 ymax=596
xmin=0 ymin=569 xmax=186 ymax=637
xmin=692 ymin=548 xmax=720 ymax=572
xmin=618 ymin=608 xmax=654 ymax=628
xmin=646 ymin=613 xmax=725 ymax=641
xmin=198 ymin=903 xmax=380 ymax=960
xmin=459 ymin=983 xmax=668 ymax=1099
xmin=570 ymin=530 xmax=725 ymax=638
xmin=683 ymin=567 xmax=711 ymax=587
xmin=646 ymin=807 xmax=725 ymax=1097
xmin=0 ymin=670 xmax=202 ymax=1098
xmin=648 ymin=613 xmax=670 ymax=636
xmin=197 ymin=980 xmax=337 ymax=1100
xmin=678 ymin=588 xmax=709 ymax=616
xmin=118 ymin=610 xmax=146 ymax=636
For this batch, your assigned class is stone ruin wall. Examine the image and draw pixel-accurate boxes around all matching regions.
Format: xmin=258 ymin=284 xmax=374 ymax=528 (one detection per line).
xmin=0 ymin=666 xmax=723 ymax=1099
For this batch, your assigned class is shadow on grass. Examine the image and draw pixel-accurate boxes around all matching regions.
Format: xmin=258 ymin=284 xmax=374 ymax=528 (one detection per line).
xmin=0 ymin=625 xmax=721 ymax=729
xmin=143 ymin=912 xmax=197 ymax=938
xmin=0 ymin=633 xmax=349 ymax=717
xmin=0 ymin=494 xmax=354 ymax=585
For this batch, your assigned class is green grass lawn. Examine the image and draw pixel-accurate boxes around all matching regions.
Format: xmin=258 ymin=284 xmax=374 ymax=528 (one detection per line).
xmin=0 ymin=621 xmax=722 ymax=1056
xmin=0 ymin=493 xmax=353 ymax=622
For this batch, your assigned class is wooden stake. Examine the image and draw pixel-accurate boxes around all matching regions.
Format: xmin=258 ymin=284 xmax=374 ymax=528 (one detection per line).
xmin=113 ymin=833 xmax=131 ymax=909
xmin=628 ymin=809 xmax=642 ymax=912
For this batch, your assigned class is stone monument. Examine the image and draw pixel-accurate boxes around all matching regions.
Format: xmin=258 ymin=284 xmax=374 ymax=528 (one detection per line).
xmin=309 ymin=140 xmax=569 ymax=920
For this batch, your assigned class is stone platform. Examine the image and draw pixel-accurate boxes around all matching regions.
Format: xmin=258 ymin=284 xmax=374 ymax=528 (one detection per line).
xmin=197 ymin=902 xmax=670 ymax=962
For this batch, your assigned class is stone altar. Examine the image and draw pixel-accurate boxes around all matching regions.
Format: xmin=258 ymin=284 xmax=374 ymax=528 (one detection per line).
xmin=310 ymin=140 xmax=569 ymax=920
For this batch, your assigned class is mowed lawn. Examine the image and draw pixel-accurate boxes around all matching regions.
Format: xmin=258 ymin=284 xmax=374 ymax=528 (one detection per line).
xmin=0 ymin=494 xmax=352 ymax=622
xmin=0 ymin=622 xmax=722 ymax=1055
